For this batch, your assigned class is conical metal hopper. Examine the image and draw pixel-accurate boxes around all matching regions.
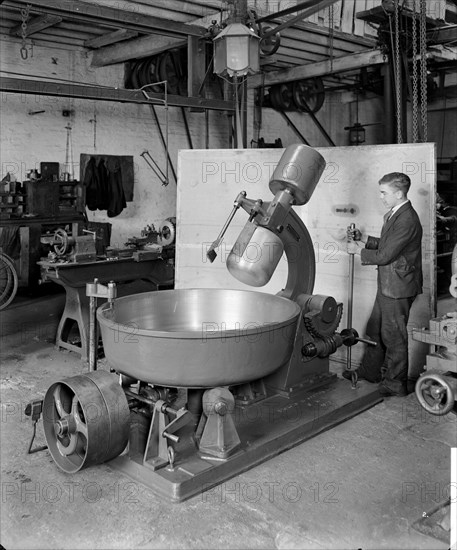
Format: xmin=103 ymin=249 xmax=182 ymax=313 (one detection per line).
xmin=97 ymin=289 xmax=300 ymax=388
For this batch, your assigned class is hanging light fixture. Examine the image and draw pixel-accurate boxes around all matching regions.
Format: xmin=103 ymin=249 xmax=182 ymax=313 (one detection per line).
xmin=344 ymin=89 xmax=366 ymax=145
xmin=213 ymin=22 xmax=260 ymax=78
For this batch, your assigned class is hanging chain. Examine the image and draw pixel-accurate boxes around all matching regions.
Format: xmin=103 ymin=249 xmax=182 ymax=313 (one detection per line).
xmin=328 ymin=4 xmax=334 ymax=73
xmin=393 ymin=0 xmax=402 ymax=143
xmin=411 ymin=0 xmax=419 ymax=142
xmin=20 ymin=4 xmax=32 ymax=60
xmin=419 ymin=0 xmax=428 ymax=142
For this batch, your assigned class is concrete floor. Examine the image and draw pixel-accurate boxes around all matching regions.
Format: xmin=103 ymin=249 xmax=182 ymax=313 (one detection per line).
xmin=1 ymin=287 xmax=456 ymax=550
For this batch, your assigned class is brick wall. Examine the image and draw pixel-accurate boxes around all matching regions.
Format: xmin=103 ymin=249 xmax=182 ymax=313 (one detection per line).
xmin=0 ymin=39 xmax=231 ymax=247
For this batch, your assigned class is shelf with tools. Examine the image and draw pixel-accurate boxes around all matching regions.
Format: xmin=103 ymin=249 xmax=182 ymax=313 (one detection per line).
xmin=0 ymin=192 xmax=26 ymax=219
xmin=59 ymin=181 xmax=86 ymax=213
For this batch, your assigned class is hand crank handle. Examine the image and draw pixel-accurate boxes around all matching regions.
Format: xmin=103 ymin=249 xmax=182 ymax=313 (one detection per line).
xmin=206 ymin=191 xmax=247 ymax=262
xmin=340 ymin=328 xmax=377 ymax=347
xmin=356 ymin=336 xmax=377 ymax=346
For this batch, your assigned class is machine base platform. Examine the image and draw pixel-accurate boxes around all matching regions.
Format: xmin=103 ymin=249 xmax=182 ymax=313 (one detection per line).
xmin=108 ymin=378 xmax=382 ymax=502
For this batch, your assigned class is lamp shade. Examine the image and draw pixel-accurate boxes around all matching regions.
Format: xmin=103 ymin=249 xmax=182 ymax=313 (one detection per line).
xmin=213 ymin=23 xmax=260 ymax=78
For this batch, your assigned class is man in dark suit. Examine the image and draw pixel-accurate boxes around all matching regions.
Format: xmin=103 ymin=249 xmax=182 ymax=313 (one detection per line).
xmin=343 ymin=172 xmax=423 ymax=396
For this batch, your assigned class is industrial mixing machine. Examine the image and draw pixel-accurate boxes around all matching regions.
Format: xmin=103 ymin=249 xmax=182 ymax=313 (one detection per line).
xmin=25 ymin=145 xmax=382 ymax=502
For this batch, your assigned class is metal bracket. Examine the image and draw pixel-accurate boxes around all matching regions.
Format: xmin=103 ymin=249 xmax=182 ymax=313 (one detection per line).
xmin=24 ymin=399 xmax=48 ymax=454
xmin=143 ymin=400 xmax=192 ymax=470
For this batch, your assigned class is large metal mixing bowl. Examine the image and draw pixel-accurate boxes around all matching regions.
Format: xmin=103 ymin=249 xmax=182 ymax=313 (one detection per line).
xmin=97 ymin=289 xmax=301 ymax=388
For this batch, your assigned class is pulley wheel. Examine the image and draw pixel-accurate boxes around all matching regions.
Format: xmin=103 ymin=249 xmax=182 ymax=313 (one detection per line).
xmin=292 ymin=78 xmax=325 ymax=113
xmin=138 ymin=56 xmax=163 ymax=93
xmin=0 ymin=253 xmax=18 ymax=310
xmin=130 ymin=59 xmax=144 ymax=89
xmin=415 ymin=373 xmax=455 ymax=416
xmin=42 ymin=370 xmax=130 ymax=473
xmin=259 ymin=24 xmax=280 ymax=56
xmin=269 ymin=83 xmax=294 ymax=111
xmin=159 ymin=217 xmax=176 ymax=246
xmin=158 ymin=49 xmax=187 ymax=96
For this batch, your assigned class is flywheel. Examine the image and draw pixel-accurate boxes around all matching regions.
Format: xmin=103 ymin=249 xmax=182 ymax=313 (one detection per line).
xmin=42 ymin=370 xmax=130 ymax=473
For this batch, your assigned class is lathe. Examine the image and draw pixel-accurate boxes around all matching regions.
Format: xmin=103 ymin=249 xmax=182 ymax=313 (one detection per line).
xmin=38 ymin=220 xmax=175 ymax=361
xmin=26 ymin=145 xmax=382 ymax=502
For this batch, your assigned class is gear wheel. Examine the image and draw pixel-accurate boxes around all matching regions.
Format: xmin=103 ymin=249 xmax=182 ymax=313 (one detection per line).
xmin=304 ymin=302 xmax=343 ymax=338
xmin=159 ymin=217 xmax=176 ymax=246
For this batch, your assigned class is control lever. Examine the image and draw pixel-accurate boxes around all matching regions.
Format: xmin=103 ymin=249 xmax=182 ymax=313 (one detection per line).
xmin=346 ymin=223 xmax=357 ymax=388
xmin=206 ymin=191 xmax=247 ymax=263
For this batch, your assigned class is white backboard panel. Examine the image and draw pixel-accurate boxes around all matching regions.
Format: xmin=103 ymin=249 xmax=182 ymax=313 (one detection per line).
xmin=176 ymin=144 xmax=435 ymax=377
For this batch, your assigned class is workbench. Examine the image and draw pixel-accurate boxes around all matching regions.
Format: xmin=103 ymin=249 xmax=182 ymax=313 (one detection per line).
xmin=38 ymin=253 xmax=174 ymax=362
xmin=0 ymin=214 xmax=84 ymax=289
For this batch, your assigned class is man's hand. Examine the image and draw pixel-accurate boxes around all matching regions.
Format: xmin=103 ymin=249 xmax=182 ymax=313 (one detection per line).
xmin=347 ymin=227 xmax=365 ymax=242
xmin=347 ymin=240 xmax=364 ymax=255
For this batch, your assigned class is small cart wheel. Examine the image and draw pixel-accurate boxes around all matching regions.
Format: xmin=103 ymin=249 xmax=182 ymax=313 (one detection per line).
xmin=415 ymin=373 xmax=455 ymax=416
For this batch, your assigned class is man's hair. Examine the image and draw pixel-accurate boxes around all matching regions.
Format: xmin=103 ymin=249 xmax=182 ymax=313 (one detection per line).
xmin=378 ymin=172 xmax=411 ymax=195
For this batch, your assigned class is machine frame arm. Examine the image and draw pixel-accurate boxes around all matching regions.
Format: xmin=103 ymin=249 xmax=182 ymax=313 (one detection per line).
xmin=233 ymin=194 xmax=316 ymax=300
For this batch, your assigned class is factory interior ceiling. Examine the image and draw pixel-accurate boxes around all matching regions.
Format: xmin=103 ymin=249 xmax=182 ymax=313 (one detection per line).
xmin=1 ymin=0 xmax=456 ymax=105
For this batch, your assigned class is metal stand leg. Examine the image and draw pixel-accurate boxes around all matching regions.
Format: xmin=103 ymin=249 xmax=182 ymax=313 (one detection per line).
xmin=55 ymin=286 xmax=90 ymax=361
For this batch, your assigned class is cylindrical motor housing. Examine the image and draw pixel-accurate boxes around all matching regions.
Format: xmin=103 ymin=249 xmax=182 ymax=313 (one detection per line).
xmin=226 ymin=222 xmax=284 ymax=287
xmin=269 ymin=144 xmax=326 ymax=205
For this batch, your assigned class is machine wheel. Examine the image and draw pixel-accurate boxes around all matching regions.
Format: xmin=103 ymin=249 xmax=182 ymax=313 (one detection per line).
xmin=42 ymin=370 xmax=130 ymax=473
xmin=159 ymin=217 xmax=176 ymax=246
xmin=53 ymin=228 xmax=70 ymax=256
xmin=259 ymin=24 xmax=280 ymax=56
xmin=138 ymin=56 xmax=163 ymax=93
xmin=0 ymin=253 xmax=18 ymax=310
xmin=415 ymin=373 xmax=455 ymax=416
xmin=269 ymin=83 xmax=294 ymax=111
xmin=292 ymin=78 xmax=325 ymax=113
xmin=159 ymin=49 xmax=187 ymax=96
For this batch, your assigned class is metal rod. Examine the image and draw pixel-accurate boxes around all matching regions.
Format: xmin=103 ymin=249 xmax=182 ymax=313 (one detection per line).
xmin=357 ymin=336 xmax=377 ymax=346
xmin=205 ymin=109 xmax=209 ymax=149
xmin=347 ymin=224 xmax=356 ymax=387
xmin=180 ymin=107 xmax=193 ymax=149
xmin=148 ymin=104 xmax=177 ymax=185
xmin=299 ymin=97 xmax=336 ymax=146
xmin=140 ymin=150 xmax=167 ymax=184
xmin=277 ymin=111 xmax=311 ymax=145
xmin=88 ymin=294 xmax=97 ymax=372
xmin=206 ymin=192 xmax=246 ymax=261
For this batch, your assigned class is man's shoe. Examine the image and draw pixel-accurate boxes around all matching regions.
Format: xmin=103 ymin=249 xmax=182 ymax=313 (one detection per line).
xmin=378 ymin=384 xmax=408 ymax=397
xmin=342 ymin=369 xmax=380 ymax=383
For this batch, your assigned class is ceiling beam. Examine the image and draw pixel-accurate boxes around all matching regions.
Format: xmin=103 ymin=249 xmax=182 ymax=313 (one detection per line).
xmin=428 ymin=44 xmax=457 ymax=61
xmin=248 ymin=49 xmax=386 ymax=88
xmin=261 ymin=0 xmax=338 ymax=40
xmin=0 ymin=76 xmax=235 ymax=111
xmin=10 ymin=13 xmax=62 ymax=36
xmin=85 ymin=29 xmax=138 ymax=49
xmin=5 ymin=0 xmax=207 ymax=37
xmin=427 ymin=24 xmax=457 ymax=45
xmin=90 ymin=34 xmax=187 ymax=67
